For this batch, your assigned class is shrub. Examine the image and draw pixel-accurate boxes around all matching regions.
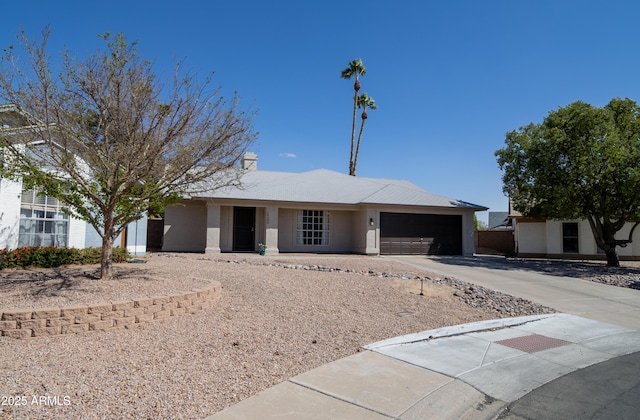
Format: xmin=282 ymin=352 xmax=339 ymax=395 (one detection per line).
xmin=0 ymin=246 xmax=130 ymax=270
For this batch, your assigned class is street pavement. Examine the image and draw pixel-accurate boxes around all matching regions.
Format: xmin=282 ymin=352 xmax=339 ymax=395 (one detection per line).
xmin=206 ymin=255 xmax=640 ymax=419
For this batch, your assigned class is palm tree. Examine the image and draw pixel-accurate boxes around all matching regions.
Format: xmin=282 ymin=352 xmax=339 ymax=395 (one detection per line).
xmin=352 ymin=93 xmax=377 ymax=176
xmin=341 ymin=59 xmax=366 ymax=176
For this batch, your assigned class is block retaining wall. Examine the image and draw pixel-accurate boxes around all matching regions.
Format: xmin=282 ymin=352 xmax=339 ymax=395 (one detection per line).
xmin=0 ymin=281 xmax=222 ymax=339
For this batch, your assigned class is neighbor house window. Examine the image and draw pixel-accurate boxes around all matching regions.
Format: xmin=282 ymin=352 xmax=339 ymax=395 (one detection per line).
xmin=296 ymin=210 xmax=329 ymax=246
xmin=562 ymin=222 xmax=579 ymax=253
xmin=19 ymin=188 xmax=69 ymax=247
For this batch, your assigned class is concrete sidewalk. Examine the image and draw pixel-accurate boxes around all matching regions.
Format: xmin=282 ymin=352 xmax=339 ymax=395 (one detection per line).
xmin=206 ymin=256 xmax=640 ymax=419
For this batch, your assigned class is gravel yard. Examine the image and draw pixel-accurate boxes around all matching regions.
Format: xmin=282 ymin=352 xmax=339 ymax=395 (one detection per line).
xmin=0 ymin=253 xmax=636 ymax=419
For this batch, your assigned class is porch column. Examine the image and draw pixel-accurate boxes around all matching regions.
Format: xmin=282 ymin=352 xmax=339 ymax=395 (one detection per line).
xmin=365 ymin=208 xmax=379 ymax=255
xmin=265 ymin=206 xmax=279 ymax=254
xmin=205 ymin=201 xmax=221 ymax=253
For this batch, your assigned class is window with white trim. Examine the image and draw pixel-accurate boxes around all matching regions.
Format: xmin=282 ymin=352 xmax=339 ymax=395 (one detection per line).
xmin=19 ymin=188 xmax=69 ymax=247
xmin=296 ymin=210 xmax=329 ymax=246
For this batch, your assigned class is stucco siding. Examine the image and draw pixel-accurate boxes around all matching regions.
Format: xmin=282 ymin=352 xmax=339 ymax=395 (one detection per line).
xmin=277 ymin=208 xmax=294 ymax=251
xmin=461 ymin=212 xmax=475 ymax=256
xmin=351 ymin=209 xmax=366 ymax=254
xmin=84 ymin=224 xmax=102 ymax=248
xmin=220 ymin=206 xmax=233 ymax=252
xmin=0 ymin=178 xmax=21 ymax=249
xmin=516 ymin=222 xmax=546 ymax=254
xmin=613 ymin=223 xmax=640 ymax=257
xmin=67 ymin=216 xmax=87 ymax=249
xmin=329 ymin=210 xmax=354 ymax=252
xmin=163 ymin=201 xmax=206 ymax=252
xmin=125 ymin=215 xmax=148 ymax=255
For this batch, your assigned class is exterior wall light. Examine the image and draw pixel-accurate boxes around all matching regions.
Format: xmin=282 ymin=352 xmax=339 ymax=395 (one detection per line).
xmin=369 ymin=218 xmax=374 ymax=226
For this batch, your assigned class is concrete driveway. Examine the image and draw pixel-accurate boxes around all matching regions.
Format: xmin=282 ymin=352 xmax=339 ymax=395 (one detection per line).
xmin=387 ymin=255 xmax=640 ymax=329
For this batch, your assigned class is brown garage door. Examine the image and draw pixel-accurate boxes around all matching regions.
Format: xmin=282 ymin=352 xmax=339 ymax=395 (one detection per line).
xmin=380 ymin=212 xmax=462 ymax=255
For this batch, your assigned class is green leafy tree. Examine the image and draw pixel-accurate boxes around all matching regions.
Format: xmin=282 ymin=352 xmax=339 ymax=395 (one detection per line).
xmin=474 ymin=214 xmax=487 ymax=231
xmin=352 ymin=93 xmax=377 ymax=176
xmin=0 ymin=28 xmax=256 ymax=279
xmin=340 ymin=58 xmax=366 ymax=176
xmin=496 ymin=98 xmax=640 ymax=266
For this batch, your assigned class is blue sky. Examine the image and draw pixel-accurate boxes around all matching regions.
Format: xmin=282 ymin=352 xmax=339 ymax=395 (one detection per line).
xmin=3 ymin=1 xmax=640 ymax=223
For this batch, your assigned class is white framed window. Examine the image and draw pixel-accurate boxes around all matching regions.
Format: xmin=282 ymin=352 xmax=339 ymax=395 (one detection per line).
xmin=296 ymin=210 xmax=329 ymax=246
xmin=19 ymin=188 xmax=69 ymax=247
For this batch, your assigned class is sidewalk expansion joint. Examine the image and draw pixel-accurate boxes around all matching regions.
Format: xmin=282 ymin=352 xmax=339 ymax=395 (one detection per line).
xmin=286 ymin=378 xmax=394 ymax=419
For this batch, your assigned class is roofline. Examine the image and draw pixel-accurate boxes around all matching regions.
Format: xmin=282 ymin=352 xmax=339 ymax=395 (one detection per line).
xmin=189 ymin=196 xmax=487 ymax=211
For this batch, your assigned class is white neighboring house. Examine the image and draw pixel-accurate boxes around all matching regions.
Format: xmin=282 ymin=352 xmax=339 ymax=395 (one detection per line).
xmin=163 ymin=153 xmax=487 ymax=256
xmin=509 ymin=201 xmax=640 ymax=261
xmin=0 ymin=104 xmax=146 ymax=255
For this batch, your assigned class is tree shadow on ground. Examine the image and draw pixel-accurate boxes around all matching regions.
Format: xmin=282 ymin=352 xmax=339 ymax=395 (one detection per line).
xmin=0 ymin=265 xmax=152 ymax=298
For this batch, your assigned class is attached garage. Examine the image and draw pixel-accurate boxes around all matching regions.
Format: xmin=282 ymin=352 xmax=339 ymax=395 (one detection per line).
xmin=380 ymin=212 xmax=462 ymax=255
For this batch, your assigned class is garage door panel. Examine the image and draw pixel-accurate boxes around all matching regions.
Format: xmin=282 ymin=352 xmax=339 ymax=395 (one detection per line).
xmin=380 ymin=213 xmax=462 ymax=255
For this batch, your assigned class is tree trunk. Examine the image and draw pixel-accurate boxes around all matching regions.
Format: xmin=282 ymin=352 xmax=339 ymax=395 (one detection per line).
xmin=352 ymin=114 xmax=367 ymax=177
xmin=605 ymin=248 xmax=620 ymax=267
xmin=100 ymin=215 xmax=116 ymax=280
xmin=100 ymin=235 xmax=114 ymax=280
xmin=349 ymin=83 xmax=359 ymax=176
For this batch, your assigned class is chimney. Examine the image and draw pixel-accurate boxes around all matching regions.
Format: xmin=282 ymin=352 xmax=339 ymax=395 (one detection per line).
xmin=242 ymin=152 xmax=258 ymax=170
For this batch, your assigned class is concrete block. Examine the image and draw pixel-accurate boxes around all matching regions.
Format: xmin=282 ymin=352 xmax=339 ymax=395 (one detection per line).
xmin=62 ymin=323 xmax=89 ymax=334
xmin=123 ymin=307 xmax=145 ymax=317
xmin=134 ymin=298 xmax=154 ymax=308
xmin=74 ymin=313 xmax=101 ymax=324
xmin=152 ymin=296 xmax=171 ymax=305
xmin=114 ymin=317 xmax=135 ymax=328
xmin=32 ymin=326 xmax=62 ymax=337
xmin=162 ymin=302 xmax=178 ymax=311
xmin=145 ymin=305 xmax=162 ymax=314
xmin=3 ymin=329 xmax=33 ymax=339
xmin=112 ymin=301 xmax=134 ymax=311
xmin=89 ymin=320 xmax=114 ymax=331
xmin=1 ymin=310 xmax=33 ymax=321
xmin=153 ymin=310 xmax=170 ymax=320
xmin=32 ymin=308 xmax=61 ymax=319
xmin=60 ymin=306 xmax=88 ymax=317
xmin=135 ymin=313 xmax=154 ymax=323
xmin=18 ymin=319 xmax=46 ymax=329
xmin=46 ymin=317 xmax=74 ymax=327
xmin=88 ymin=303 xmax=113 ymax=314
xmin=0 ymin=320 xmax=18 ymax=330
xmin=101 ymin=310 xmax=125 ymax=320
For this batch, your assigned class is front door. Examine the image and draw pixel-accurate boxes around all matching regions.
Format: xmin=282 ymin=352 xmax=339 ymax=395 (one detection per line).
xmin=233 ymin=207 xmax=256 ymax=252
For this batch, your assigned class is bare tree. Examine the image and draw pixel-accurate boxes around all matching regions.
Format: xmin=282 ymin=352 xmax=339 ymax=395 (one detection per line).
xmin=0 ymin=28 xmax=256 ymax=279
